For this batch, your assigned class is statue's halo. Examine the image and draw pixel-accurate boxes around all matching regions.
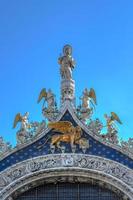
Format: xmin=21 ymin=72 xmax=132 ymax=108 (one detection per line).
xmin=63 ymin=44 xmax=72 ymax=55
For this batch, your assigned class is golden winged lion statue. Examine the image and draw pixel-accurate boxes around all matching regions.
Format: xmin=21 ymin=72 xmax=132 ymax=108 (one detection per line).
xmin=48 ymin=121 xmax=89 ymax=151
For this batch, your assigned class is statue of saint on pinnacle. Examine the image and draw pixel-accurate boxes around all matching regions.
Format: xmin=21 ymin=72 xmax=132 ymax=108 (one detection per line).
xmin=58 ymin=44 xmax=75 ymax=80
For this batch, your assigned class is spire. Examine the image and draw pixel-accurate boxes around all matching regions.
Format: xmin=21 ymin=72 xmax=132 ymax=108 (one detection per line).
xmin=58 ymin=44 xmax=76 ymax=105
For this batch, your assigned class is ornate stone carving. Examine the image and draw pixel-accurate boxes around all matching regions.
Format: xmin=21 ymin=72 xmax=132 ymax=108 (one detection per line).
xmin=0 ymin=137 xmax=12 ymax=155
xmin=34 ymin=121 xmax=46 ymax=137
xmin=121 ymin=138 xmax=133 ymax=154
xmin=16 ymin=120 xmax=46 ymax=145
xmin=16 ymin=129 xmax=32 ymax=145
xmin=61 ymin=79 xmax=75 ymax=104
xmin=101 ymin=128 xmax=119 ymax=144
xmin=42 ymin=106 xmax=59 ymax=122
xmin=87 ymin=118 xmax=103 ymax=135
xmin=0 ymin=154 xmax=133 ymax=200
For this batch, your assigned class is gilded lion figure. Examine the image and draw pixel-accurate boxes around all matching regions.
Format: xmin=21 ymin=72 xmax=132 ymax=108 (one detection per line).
xmin=48 ymin=121 xmax=89 ymax=151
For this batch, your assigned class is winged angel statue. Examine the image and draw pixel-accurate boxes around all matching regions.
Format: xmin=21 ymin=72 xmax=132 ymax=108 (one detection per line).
xmin=38 ymin=88 xmax=58 ymax=121
xmin=104 ymin=112 xmax=122 ymax=130
xmin=48 ymin=121 xmax=89 ymax=152
xmin=13 ymin=112 xmax=33 ymax=144
xmin=77 ymin=88 xmax=97 ymax=121
xmin=38 ymin=88 xmax=55 ymax=108
xmin=13 ymin=112 xmax=30 ymax=130
xmin=101 ymin=112 xmax=122 ymax=144
xmin=81 ymin=88 xmax=97 ymax=109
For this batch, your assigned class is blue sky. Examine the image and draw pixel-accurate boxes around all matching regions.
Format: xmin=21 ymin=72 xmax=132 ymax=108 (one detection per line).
xmin=0 ymin=0 xmax=133 ymax=145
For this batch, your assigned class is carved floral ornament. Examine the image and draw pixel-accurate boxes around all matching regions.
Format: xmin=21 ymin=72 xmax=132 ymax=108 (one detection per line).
xmin=0 ymin=154 xmax=133 ymax=200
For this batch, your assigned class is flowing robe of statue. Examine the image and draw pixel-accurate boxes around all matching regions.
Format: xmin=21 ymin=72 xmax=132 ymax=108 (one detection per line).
xmin=20 ymin=112 xmax=30 ymax=131
xmin=81 ymin=89 xmax=91 ymax=110
xmin=46 ymin=89 xmax=55 ymax=109
xmin=58 ymin=45 xmax=75 ymax=80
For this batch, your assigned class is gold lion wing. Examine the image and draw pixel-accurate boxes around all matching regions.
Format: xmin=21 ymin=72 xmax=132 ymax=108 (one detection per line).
xmin=48 ymin=121 xmax=73 ymax=134
xmin=89 ymin=88 xmax=97 ymax=105
xmin=13 ymin=113 xmax=22 ymax=128
xmin=37 ymin=88 xmax=47 ymax=103
xmin=111 ymin=112 xmax=122 ymax=124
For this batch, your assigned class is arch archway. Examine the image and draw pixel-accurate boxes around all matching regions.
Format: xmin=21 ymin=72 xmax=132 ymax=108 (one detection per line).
xmin=14 ymin=181 xmax=127 ymax=200
xmin=0 ymin=154 xmax=132 ymax=200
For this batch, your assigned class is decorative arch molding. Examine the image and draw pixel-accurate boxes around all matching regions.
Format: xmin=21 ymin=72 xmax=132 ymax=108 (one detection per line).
xmin=0 ymin=154 xmax=133 ymax=200
xmin=5 ymin=170 xmax=131 ymax=200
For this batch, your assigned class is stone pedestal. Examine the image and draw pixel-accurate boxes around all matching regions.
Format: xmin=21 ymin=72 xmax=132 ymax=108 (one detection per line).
xmin=61 ymin=79 xmax=75 ymax=105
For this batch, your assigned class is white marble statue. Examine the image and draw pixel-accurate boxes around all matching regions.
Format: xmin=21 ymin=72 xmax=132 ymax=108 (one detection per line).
xmin=101 ymin=112 xmax=122 ymax=144
xmin=13 ymin=112 xmax=33 ymax=145
xmin=58 ymin=44 xmax=75 ymax=80
xmin=80 ymin=88 xmax=97 ymax=110
xmin=77 ymin=88 xmax=97 ymax=121
xmin=38 ymin=88 xmax=58 ymax=121
xmin=38 ymin=88 xmax=56 ymax=110
xmin=46 ymin=89 xmax=56 ymax=109
xmin=81 ymin=88 xmax=90 ymax=109
xmin=104 ymin=112 xmax=122 ymax=132
xmin=13 ymin=112 xmax=30 ymax=131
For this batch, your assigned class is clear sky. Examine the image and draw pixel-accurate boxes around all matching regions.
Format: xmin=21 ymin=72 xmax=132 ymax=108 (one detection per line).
xmin=0 ymin=0 xmax=133 ymax=146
